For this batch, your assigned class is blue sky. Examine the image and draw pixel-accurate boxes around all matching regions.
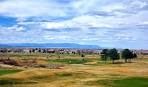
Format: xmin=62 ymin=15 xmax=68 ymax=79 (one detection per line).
xmin=0 ymin=0 xmax=148 ymax=49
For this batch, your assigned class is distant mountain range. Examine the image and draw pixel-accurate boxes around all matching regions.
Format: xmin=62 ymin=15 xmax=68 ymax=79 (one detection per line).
xmin=0 ymin=43 xmax=100 ymax=49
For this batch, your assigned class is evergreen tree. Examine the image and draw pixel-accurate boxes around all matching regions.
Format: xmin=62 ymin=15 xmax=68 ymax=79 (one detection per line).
xmin=122 ymin=49 xmax=137 ymax=63
xmin=100 ymin=49 xmax=109 ymax=62
xmin=108 ymin=48 xmax=120 ymax=64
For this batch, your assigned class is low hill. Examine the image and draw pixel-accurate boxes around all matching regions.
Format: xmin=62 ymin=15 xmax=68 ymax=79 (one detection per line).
xmin=0 ymin=43 xmax=100 ymax=49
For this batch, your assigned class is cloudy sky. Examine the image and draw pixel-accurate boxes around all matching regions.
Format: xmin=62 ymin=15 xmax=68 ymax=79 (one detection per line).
xmin=0 ymin=0 xmax=148 ymax=49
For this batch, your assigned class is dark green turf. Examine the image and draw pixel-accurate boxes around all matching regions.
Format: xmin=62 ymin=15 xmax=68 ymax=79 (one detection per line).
xmin=0 ymin=69 xmax=22 ymax=76
xmin=112 ymin=77 xmax=148 ymax=87
xmin=86 ymin=77 xmax=148 ymax=87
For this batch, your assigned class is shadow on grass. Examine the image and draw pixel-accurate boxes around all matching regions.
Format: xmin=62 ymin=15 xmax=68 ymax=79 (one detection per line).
xmin=0 ymin=79 xmax=37 ymax=85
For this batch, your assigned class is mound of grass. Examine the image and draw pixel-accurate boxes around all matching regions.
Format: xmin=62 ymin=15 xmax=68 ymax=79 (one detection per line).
xmin=48 ymin=59 xmax=91 ymax=64
xmin=0 ymin=69 xmax=22 ymax=76
xmin=86 ymin=77 xmax=148 ymax=87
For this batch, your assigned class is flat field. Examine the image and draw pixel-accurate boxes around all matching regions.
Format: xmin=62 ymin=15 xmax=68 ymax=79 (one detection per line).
xmin=0 ymin=53 xmax=148 ymax=87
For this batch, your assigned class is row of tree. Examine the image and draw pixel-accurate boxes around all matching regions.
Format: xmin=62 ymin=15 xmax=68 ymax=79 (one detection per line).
xmin=100 ymin=48 xmax=137 ymax=64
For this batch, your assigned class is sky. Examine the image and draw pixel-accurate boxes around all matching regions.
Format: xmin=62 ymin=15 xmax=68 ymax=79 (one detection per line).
xmin=0 ymin=0 xmax=148 ymax=49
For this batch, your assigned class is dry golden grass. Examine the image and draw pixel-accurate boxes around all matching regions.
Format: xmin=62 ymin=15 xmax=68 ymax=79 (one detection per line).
xmin=0 ymin=55 xmax=148 ymax=87
xmin=35 ymin=59 xmax=48 ymax=65
xmin=0 ymin=68 xmax=55 ymax=80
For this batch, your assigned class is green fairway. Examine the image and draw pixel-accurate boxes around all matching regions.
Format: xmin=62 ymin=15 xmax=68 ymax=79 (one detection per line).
xmin=90 ymin=77 xmax=148 ymax=87
xmin=113 ymin=77 xmax=148 ymax=87
xmin=48 ymin=58 xmax=91 ymax=64
xmin=0 ymin=69 xmax=22 ymax=76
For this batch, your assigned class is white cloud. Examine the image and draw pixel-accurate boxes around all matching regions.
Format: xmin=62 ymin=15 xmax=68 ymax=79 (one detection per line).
xmin=0 ymin=0 xmax=69 ymax=17
xmin=43 ymin=35 xmax=71 ymax=40
xmin=130 ymin=0 xmax=147 ymax=8
xmin=41 ymin=15 xmax=118 ymax=30
xmin=139 ymin=21 xmax=148 ymax=25
xmin=101 ymin=3 xmax=126 ymax=12
xmin=7 ymin=25 xmax=26 ymax=32
xmin=0 ymin=0 xmax=148 ymax=48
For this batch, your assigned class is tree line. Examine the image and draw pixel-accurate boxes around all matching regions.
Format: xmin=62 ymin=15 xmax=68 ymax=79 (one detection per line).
xmin=100 ymin=48 xmax=137 ymax=64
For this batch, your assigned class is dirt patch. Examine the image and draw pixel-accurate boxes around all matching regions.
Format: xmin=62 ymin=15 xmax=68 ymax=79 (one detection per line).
xmin=0 ymin=64 xmax=17 ymax=69
xmin=0 ymin=58 xmax=22 ymax=66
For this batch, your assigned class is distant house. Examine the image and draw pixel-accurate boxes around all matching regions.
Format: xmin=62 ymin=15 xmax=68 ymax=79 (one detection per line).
xmin=141 ymin=50 xmax=148 ymax=55
xmin=23 ymin=49 xmax=30 ymax=53
xmin=47 ymin=49 xmax=55 ymax=53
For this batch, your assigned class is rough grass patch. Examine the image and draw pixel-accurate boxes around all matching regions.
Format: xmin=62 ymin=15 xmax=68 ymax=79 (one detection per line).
xmin=55 ymin=71 xmax=97 ymax=79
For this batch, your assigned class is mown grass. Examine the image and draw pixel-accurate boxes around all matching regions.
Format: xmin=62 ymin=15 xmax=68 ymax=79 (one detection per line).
xmin=0 ymin=69 xmax=22 ymax=76
xmin=86 ymin=77 xmax=148 ymax=87
xmin=113 ymin=77 xmax=148 ymax=87
xmin=48 ymin=58 xmax=92 ymax=64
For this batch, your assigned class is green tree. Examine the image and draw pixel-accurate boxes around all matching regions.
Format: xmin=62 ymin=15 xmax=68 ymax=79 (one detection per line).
xmin=130 ymin=52 xmax=137 ymax=62
xmin=122 ymin=49 xmax=131 ymax=63
xmin=81 ymin=54 xmax=85 ymax=57
xmin=100 ymin=49 xmax=109 ymax=62
xmin=122 ymin=49 xmax=137 ymax=63
xmin=108 ymin=48 xmax=120 ymax=64
xmin=132 ymin=53 xmax=137 ymax=59
xmin=81 ymin=54 xmax=85 ymax=61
